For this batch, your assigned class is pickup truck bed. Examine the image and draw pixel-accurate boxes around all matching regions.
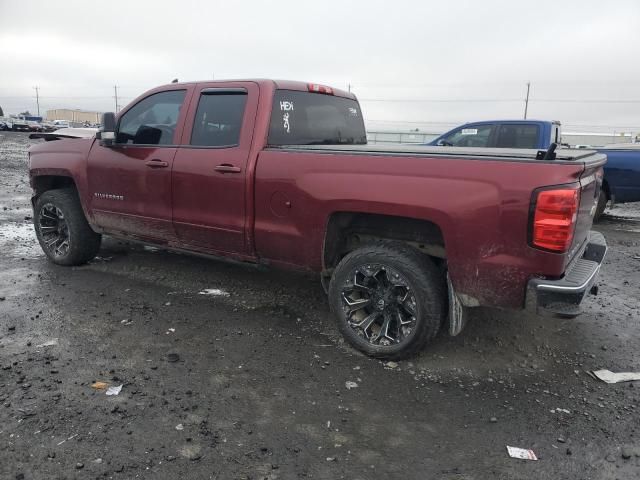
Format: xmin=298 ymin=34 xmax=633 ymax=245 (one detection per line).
xmin=271 ymin=143 xmax=599 ymax=160
xmin=28 ymin=79 xmax=607 ymax=359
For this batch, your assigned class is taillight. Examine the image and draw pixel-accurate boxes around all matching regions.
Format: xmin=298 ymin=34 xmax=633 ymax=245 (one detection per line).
xmin=307 ymin=83 xmax=334 ymax=95
xmin=531 ymin=188 xmax=579 ymax=252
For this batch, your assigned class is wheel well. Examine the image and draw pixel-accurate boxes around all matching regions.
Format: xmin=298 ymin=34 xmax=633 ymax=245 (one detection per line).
xmin=31 ymin=175 xmax=77 ymax=201
xmin=323 ymin=212 xmax=446 ymax=272
xmin=601 ymin=179 xmax=610 ymax=200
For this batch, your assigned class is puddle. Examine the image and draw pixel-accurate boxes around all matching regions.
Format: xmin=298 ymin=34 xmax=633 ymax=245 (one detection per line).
xmin=0 ymin=221 xmax=42 ymax=258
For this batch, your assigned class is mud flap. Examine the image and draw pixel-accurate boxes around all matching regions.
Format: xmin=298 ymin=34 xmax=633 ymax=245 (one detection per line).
xmin=447 ymin=273 xmax=467 ymax=336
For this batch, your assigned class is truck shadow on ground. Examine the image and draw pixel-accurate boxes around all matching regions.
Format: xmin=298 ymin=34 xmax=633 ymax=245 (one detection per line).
xmin=74 ymin=236 xmax=614 ymax=379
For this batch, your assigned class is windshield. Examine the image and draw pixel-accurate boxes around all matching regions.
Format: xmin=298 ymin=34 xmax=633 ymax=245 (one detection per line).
xmin=268 ymin=90 xmax=367 ymax=146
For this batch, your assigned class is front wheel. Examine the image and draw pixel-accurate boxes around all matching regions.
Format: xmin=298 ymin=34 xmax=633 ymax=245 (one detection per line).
xmin=34 ymin=189 xmax=102 ymax=266
xmin=328 ymin=241 xmax=446 ymax=360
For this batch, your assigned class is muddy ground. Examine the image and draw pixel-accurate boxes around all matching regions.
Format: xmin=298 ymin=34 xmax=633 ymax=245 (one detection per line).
xmin=0 ymin=131 xmax=639 ymax=479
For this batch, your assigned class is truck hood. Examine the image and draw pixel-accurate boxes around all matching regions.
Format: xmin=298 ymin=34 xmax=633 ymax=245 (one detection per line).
xmin=29 ymin=128 xmax=98 ymax=141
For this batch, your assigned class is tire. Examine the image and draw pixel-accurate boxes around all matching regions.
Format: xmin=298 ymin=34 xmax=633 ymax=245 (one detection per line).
xmin=34 ymin=188 xmax=101 ymax=266
xmin=594 ymin=190 xmax=608 ymax=221
xmin=328 ymin=241 xmax=446 ymax=360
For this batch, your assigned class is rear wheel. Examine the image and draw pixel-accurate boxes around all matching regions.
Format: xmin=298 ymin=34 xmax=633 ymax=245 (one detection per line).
xmin=328 ymin=241 xmax=445 ymax=360
xmin=34 ymin=189 xmax=101 ymax=265
xmin=594 ymin=190 xmax=608 ymax=221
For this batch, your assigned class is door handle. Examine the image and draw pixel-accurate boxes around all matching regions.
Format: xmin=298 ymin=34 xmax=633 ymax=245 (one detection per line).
xmin=214 ymin=164 xmax=242 ymax=173
xmin=145 ymin=159 xmax=169 ymax=168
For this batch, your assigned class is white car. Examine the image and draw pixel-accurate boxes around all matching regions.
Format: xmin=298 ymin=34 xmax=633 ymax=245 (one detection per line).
xmin=51 ymin=120 xmax=71 ymax=130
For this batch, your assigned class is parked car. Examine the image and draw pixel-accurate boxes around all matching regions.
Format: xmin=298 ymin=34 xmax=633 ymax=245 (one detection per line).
xmin=596 ymin=143 xmax=640 ymax=213
xmin=51 ymin=120 xmax=71 ymax=130
xmin=7 ymin=117 xmax=30 ymax=132
xmin=429 ymin=120 xmax=561 ymax=149
xmin=28 ymin=80 xmax=606 ymax=359
xmin=429 ymin=119 xmax=640 ymax=219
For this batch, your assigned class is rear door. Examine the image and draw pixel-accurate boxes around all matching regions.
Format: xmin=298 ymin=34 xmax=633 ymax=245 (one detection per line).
xmin=171 ymin=82 xmax=259 ymax=253
xmin=87 ymin=87 xmax=190 ymax=240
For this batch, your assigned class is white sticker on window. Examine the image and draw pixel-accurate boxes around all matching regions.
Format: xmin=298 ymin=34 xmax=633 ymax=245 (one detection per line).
xmin=283 ymin=113 xmax=290 ymax=133
xmin=280 ymin=101 xmax=294 ymax=111
xmin=348 ymin=107 xmax=358 ymax=117
xmin=461 ymin=128 xmax=478 ymax=135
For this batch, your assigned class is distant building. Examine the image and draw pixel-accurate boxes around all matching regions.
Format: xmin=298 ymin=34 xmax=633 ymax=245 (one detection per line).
xmin=562 ymin=132 xmax=634 ymax=148
xmin=46 ymin=109 xmax=102 ymax=124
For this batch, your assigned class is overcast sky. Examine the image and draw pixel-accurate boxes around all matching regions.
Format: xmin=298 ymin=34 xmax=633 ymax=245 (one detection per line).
xmin=1 ymin=0 xmax=639 ymax=133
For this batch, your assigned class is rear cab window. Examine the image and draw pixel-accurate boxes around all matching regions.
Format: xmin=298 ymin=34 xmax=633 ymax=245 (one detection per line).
xmin=268 ymin=90 xmax=367 ymax=146
xmin=495 ymin=124 xmax=540 ymax=148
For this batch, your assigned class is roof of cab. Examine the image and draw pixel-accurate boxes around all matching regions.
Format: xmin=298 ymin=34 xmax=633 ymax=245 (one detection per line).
xmin=458 ymin=119 xmax=561 ymax=126
xmin=151 ymin=79 xmax=356 ymax=100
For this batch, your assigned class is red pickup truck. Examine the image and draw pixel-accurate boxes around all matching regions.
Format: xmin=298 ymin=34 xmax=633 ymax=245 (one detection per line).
xmin=28 ymin=79 xmax=607 ymax=359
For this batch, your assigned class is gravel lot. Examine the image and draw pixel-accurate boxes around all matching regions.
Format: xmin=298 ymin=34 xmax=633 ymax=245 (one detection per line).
xmin=1 ymin=131 xmax=639 ymax=479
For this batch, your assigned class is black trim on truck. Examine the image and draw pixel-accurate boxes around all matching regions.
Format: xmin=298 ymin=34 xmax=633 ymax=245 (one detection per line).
xmin=525 ymin=231 xmax=607 ymax=318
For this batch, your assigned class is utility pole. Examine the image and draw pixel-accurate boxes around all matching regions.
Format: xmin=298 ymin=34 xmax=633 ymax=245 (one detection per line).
xmin=33 ymin=86 xmax=40 ymax=116
xmin=113 ymin=85 xmax=119 ymax=112
xmin=348 ymin=83 xmax=351 ymax=93
xmin=523 ymin=81 xmax=531 ymax=119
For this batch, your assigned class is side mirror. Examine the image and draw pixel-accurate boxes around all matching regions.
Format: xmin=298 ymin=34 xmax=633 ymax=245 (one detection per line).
xmin=98 ymin=112 xmax=116 ymax=146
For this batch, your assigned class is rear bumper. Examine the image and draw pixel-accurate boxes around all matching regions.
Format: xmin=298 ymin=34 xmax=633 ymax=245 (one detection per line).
xmin=525 ymin=231 xmax=607 ymax=318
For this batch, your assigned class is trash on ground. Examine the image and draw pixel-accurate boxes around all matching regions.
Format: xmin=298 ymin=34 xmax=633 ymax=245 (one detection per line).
xmin=345 ymin=381 xmax=358 ymax=390
xmin=120 ymin=319 xmax=133 ymax=325
xmin=166 ymin=328 xmax=176 ymax=334
xmin=551 ymin=408 xmax=571 ymax=414
xmin=198 ymin=288 xmax=230 ymax=297
xmin=105 ymin=384 xmax=123 ymax=396
xmin=35 ymin=338 xmax=58 ymax=348
xmin=591 ymin=369 xmax=640 ymax=384
xmin=384 ymin=361 xmax=398 ymax=369
xmin=506 ymin=446 xmax=538 ymax=460
xmin=175 ymin=423 xmax=184 ymax=431
xmin=91 ymin=381 xmax=109 ymax=390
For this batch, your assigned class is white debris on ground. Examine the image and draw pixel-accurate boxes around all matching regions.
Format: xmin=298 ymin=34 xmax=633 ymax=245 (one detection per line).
xmin=0 ymin=222 xmax=41 ymax=258
xmin=198 ymin=288 xmax=230 ymax=297
xmin=591 ymin=369 xmax=640 ymax=383
xmin=607 ymin=202 xmax=640 ymax=220
xmin=345 ymin=381 xmax=358 ymax=390
xmin=506 ymin=446 xmax=538 ymax=461
xmin=105 ymin=385 xmax=123 ymax=396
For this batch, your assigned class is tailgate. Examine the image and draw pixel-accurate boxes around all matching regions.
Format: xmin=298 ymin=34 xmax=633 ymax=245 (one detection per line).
xmin=568 ymin=152 xmax=607 ymax=261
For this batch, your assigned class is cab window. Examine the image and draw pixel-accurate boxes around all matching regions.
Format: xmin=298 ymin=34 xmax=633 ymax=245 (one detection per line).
xmin=190 ymin=91 xmax=247 ymax=147
xmin=495 ymin=124 xmax=540 ymax=148
xmin=440 ymin=125 xmax=493 ymax=147
xmin=116 ymin=90 xmax=185 ymax=145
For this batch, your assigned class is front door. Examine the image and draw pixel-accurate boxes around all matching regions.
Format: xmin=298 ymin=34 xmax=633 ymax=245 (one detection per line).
xmin=172 ymin=83 xmax=258 ymax=254
xmin=87 ymin=88 xmax=190 ymax=241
